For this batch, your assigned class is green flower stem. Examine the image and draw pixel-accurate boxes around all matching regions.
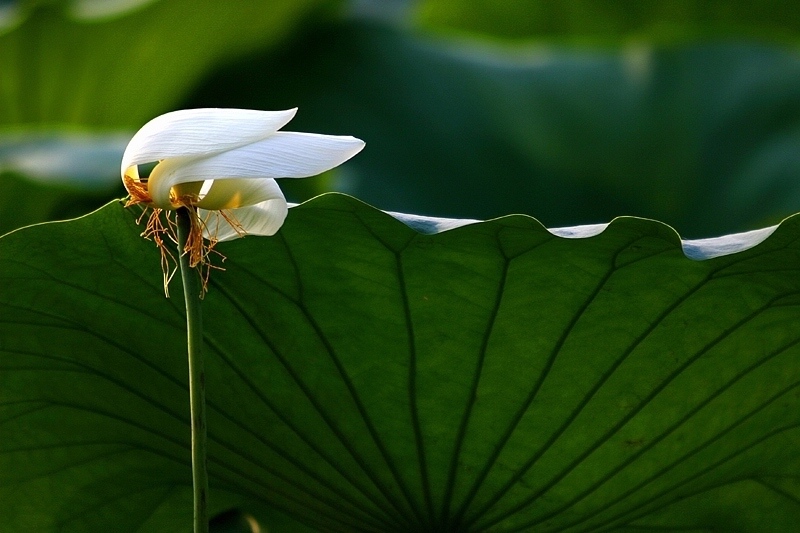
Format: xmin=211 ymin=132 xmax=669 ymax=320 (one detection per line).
xmin=176 ymin=207 xmax=208 ymax=533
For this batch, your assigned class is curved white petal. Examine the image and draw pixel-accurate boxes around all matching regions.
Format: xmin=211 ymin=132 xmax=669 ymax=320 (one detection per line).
xmin=120 ymin=108 xmax=298 ymax=174
xmin=199 ymin=197 xmax=288 ymax=242
xmin=195 ymin=177 xmax=284 ymax=210
xmin=146 ymin=132 xmax=364 ymax=208
xmin=152 ymin=131 xmax=365 ymax=184
xmin=146 ymin=156 xmax=195 ymax=208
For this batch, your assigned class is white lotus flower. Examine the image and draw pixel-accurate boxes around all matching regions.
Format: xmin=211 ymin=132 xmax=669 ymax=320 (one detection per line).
xmin=121 ymin=108 xmax=364 ymax=293
xmin=122 ymin=107 xmax=365 ymax=241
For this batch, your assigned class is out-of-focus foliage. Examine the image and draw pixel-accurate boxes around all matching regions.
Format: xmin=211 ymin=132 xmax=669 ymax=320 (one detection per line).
xmin=187 ymin=20 xmax=800 ymax=237
xmin=0 ymin=0 xmax=337 ymax=127
xmin=3 ymin=0 xmax=800 ymax=238
xmin=415 ymin=0 xmax=800 ymax=43
xmin=0 ymin=132 xmax=128 ymax=236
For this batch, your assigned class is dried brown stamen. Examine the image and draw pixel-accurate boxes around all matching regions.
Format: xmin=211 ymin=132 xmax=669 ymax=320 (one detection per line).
xmin=125 ymin=184 xmax=239 ymax=297
xmin=123 ymin=174 xmax=152 ymax=206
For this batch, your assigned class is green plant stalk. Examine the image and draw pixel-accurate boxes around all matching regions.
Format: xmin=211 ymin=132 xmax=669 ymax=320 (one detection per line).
xmin=176 ymin=207 xmax=208 ymax=533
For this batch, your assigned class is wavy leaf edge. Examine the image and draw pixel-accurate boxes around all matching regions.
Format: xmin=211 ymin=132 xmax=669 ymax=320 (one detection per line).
xmin=0 ymin=191 xmax=791 ymax=262
xmin=297 ymin=192 xmax=789 ymax=261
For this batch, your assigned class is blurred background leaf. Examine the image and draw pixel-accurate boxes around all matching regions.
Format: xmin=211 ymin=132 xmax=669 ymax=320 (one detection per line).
xmin=3 ymin=0 xmax=800 ymax=239
xmin=414 ymin=0 xmax=800 ymax=43
xmin=186 ymin=20 xmax=800 ymax=237
xmin=0 ymin=0 xmax=337 ymax=127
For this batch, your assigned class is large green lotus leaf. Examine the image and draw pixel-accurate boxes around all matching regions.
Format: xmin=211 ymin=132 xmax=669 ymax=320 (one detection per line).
xmin=0 ymin=0 xmax=334 ymax=128
xmin=186 ymin=22 xmax=800 ymax=238
xmin=414 ymin=0 xmax=800 ymax=42
xmin=1 ymin=194 xmax=800 ymax=531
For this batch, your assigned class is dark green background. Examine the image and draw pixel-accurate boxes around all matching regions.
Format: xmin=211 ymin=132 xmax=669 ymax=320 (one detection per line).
xmin=3 ymin=0 xmax=800 ymax=237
